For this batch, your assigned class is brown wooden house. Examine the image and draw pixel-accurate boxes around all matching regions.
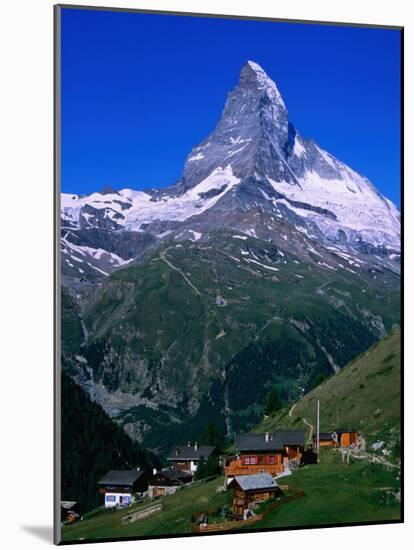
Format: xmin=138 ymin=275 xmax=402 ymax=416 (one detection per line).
xmin=334 ymin=429 xmax=359 ymax=448
xmin=225 ymin=430 xmax=304 ymax=478
xmin=60 ymin=501 xmax=80 ymax=523
xmin=97 ymin=469 xmax=148 ymax=508
xmin=148 ymin=468 xmax=193 ymax=499
xmin=167 ymin=443 xmax=215 ymax=475
xmin=313 ymin=429 xmax=358 ymax=449
xmin=312 ymin=432 xmax=336 ymax=447
xmin=228 ymin=473 xmax=282 ymax=519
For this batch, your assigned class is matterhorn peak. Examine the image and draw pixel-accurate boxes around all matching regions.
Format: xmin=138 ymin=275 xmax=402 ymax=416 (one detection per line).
xmin=62 ymin=59 xmax=401 ymax=275
xmin=241 ymin=60 xmax=268 ymax=79
xmin=179 ymin=60 xmax=291 ymax=189
xmin=239 ymin=60 xmax=287 ymax=111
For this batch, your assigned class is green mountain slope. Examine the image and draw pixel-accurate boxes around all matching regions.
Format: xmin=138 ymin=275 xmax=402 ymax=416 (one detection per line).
xmin=61 ymin=373 xmax=160 ymax=513
xmin=61 ymin=452 xmax=400 ymax=542
xmin=254 ymin=328 xmax=401 ymax=452
xmin=69 ymin=228 xmax=399 ymax=454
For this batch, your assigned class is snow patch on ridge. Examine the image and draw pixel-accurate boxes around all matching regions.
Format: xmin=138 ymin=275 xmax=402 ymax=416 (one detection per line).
xmin=62 ymin=166 xmax=241 ymax=233
xmin=125 ymin=165 xmax=240 ymax=230
xmin=293 ymin=136 xmax=306 ymax=158
xmin=267 ymin=163 xmax=400 ymax=249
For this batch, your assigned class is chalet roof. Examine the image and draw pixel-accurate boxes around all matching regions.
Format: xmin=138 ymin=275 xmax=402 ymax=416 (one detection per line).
xmin=276 ymin=430 xmax=305 ymax=446
xmin=334 ymin=428 xmax=358 ymax=434
xmin=166 ymin=468 xmax=193 ymax=481
xmin=234 ymin=430 xmax=305 ymax=452
xmin=167 ymin=445 xmax=214 ymax=461
xmin=97 ymin=470 xmax=144 ymax=487
xmin=149 ymin=468 xmax=192 ymax=485
xmin=234 ymin=433 xmax=283 ymax=451
xmin=159 ymin=469 xmax=192 ymax=481
xmin=234 ymin=473 xmax=278 ymax=492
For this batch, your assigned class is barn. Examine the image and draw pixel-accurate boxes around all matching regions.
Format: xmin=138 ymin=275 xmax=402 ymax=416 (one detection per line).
xmin=312 ymin=429 xmax=359 ymax=448
xmin=312 ymin=432 xmax=335 ymax=447
xmin=334 ymin=429 xmax=359 ymax=448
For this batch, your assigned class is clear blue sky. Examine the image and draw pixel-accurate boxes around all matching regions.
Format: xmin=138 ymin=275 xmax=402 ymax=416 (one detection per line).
xmin=61 ymin=8 xmax=401 ymax=206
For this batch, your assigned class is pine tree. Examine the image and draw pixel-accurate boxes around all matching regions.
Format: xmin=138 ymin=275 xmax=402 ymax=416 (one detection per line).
xmin=205 ymin=454 xmax=221 ymax=477
xmin=195 ymin=455 xmax=206 ymax=480
xmin=264 ymin=386 xmax=282 ymax=417
xmin=201 ymin=421 xmax=224 ymax=451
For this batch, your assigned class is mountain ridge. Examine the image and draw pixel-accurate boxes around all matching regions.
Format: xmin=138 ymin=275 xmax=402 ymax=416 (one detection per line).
xmin=60 ymin=61 xmax=401 ymax=454
xmin=61 ymin=61 xmax=400 ymax=286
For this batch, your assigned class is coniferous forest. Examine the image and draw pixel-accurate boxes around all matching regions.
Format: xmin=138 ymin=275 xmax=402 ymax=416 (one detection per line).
xmin=60 ymin=373 xmax=160 ymax=512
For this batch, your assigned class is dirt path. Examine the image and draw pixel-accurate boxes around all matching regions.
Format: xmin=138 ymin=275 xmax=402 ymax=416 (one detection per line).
xmin=288 ymin=401 xmax=314 ymax=443
xmin=160 ymin=247 xmax=201 ymax=296
xmin=288 ymin=402 xmax=298 ymax=418
xmin=302 ymin=417 xmax=314 ymax=443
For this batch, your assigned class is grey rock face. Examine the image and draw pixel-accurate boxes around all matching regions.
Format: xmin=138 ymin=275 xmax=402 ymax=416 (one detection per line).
xmin=181 ymin=60 xmax=296 ymax=189
xmin=179 ymin=61 xmax=352 ymax=191
xmin=79 ymin=204 xmax=125 ymax=230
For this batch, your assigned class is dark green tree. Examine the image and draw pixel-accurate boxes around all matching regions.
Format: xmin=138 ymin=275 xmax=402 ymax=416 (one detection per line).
xmin=195 ymin=455 xmax=206 ymax=480
xmin=201 ymin=421 xmax=224 ymax=451
xmin=264 ymin=386 xmax=282 ymax=417
xmin=205 ymin=454 xmax=221 ymax=477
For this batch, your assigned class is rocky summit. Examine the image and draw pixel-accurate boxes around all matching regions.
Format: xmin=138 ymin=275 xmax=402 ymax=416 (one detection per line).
xmin=61 ymin=62 xmax=400 ymax=455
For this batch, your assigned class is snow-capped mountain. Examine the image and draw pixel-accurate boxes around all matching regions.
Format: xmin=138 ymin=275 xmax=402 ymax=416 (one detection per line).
xmin=61 ymin=61 xmax=400 ymax=282
xmin=60 ymin=61 xmax=401 ymax=449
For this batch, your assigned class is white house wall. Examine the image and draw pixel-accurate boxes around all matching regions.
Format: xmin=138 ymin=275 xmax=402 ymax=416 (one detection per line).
xmin=104 ymin=492 xmax=132 ymax=508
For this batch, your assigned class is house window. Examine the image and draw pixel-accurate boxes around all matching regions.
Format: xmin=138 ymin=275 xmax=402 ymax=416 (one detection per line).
xmin=243 ymin=455 xmax=258 ymax=465
xmin=106 ymin=495 xmax=116 ymax=502
xmin=120 ymin=495 xmax=131 ymax=504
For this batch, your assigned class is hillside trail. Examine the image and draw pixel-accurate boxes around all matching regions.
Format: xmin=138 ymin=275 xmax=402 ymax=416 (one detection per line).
xmin=288 ymin=402 xmax=314 ymax=444
xmin=288 ymin=402 xmax=297 ymax=417
xmin=302 ymin=417 xmax=314 ymax=442
xmin=160 ymin=247 xmax=201 ymax=296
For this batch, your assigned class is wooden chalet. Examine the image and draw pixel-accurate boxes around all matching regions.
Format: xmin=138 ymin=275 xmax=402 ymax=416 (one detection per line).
xmin=148 ymin=468 xmax=193 ymax=499
xmin=225 ymin=430 xmax=304 ymax=478
xmin=334 ymin=429 xmax=359 ymax=448
xmin=228 ymin=473 xmax=282 ymax=519
xmin=312 ymin=432 xmax=336 ymax=447
xmin=97 ymin=469 xmax=148 ymax=508
xmin=60 ymin=501 xmax=80 ymax=523
xmin=312 ymin=429 xmax=358 ymax=449
xmin=167 ymin=443 xmax=215 ymax=474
